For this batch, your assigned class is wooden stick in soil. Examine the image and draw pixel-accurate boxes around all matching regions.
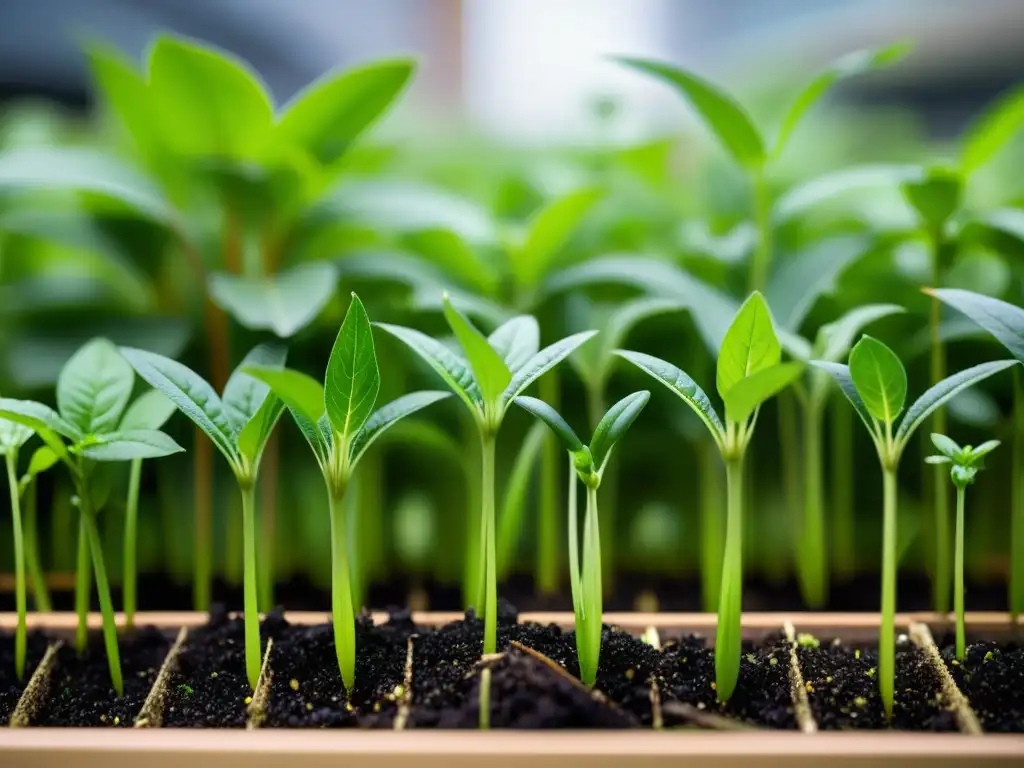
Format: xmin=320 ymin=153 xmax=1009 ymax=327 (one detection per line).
xmin=393 ymin=635 xmax=416 ymax=731
xmin=508 ymin=641 xmax=621 ymax=713
xmin=245 ymin=637 xmax=275 ymax=730
xmin=135 ymin=627 xmax=188 ymax=728
xmin=9 ymin=641 xmax=61 ymax=727
xmin=908 ymin=621 xmax=982 ymax=735
xmin=642 ymin=626 xmax=663 ymax=730
xmin=782 ymin=621 xmax=818 ymax=734
xmin=660 ymin=701 xmax=761 ymax=731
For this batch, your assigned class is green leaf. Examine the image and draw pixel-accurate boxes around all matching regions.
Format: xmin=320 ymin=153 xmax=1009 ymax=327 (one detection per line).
xmin=848 ymin=335 xmax=906 ymax=426
xmin=773 ymin=164 xmax=918 ymax=223
xmin=208 ymin=263 xmax=338 ymax=339
xmin=895 ymin=359 xmax=1018 ymax=451
xmin=24 ymin=446 xmax=59 ymax=480
xmin=488 ymin=316 xmax=540 ymax=374
xmin=900 ymin=165 xmax=963 ymax=229
xmin=513 ymin=396 xmax=585 ymax=453
xmin=57 ymin=338 xmax=134 ymax=436
xmin=120 ymin=348 xmax=239 ymax=465
xmin=0 ymin=418 xmax=33 ymax=452
xmin=276 ymin=58 xmax=415 ymax=166
xmin=222 ymin=344 xmax=288 ymax=436
xmin=817 ymin=304 xmax=906 ymax=363
xmin=243 ymin=367 xmax=329 ymax=466
xmin=926 ymin=288 xmax=1024 ymax=361
xmin=722 ymin=362 xmax=804 ymax=424
xmin=613 ymin=350 xmax=725 ymax=449
xmin=0 ymin=399 xmax=80 ymax=442
xmin=496 ymin=420 xmax=547 ymax=579
xmin=236 ymin=394 xmax=286 ymax=464
xmin=616 ymin=57 xmax=765 ymax=170
xmin=809 ymin=361 xmax=877 ymax=438
xmin=773 ymin=43 xmax=911 ymax=157
xmin=961 ymin=83 xmax=1024 ymax=175
xmin=147 ymin=34 xmax=273 ymax=159
xmin=514 ymin=187 xmax=603 ymax=287
xmin=443 ymin=294 xmax=511 ymax=411
xmin=971 ymin=440 xmax=1001 ymax=461
xmin=716 ymin=292 xmax=780 ymax=399
xmin=347 ymin=391 xmax=451 ymax=470
xmin=930 ymin=433 xmax=960 ymax=458
xmin=375 ymin=322 xmax=482 ymax=415
xmin=925 ymin=455 xmax=952 ymax=465
xmin=502 ymin=331 xmax=598 ymax=408
xmin=85 ymin=42 xmax=163 ymax=163
xmin=325 ymin=294 xmax=380 ymax=444
xmin=119 ymin=389 xmax=177 ymax=432
xmin=589 ymin=391 xmax=651 ymax=472
xmin=76 ymin=429 xmax=184 ymax=462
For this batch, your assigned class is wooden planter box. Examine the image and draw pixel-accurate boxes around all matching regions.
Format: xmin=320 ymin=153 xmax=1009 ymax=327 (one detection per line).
xmin=1 ymin=611 xmax=1022 ymax=767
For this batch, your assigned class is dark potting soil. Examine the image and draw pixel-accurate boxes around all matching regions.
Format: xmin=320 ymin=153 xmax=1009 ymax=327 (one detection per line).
xmin=658 ymin=633 xmax=796 ymax=729
xmin=35 ymin=626 xmax=171 ymax=727
xmin=262 ymin=609 xmax=415 ymax=728
xmin=942 ymin=640 xmax=1024 ymax=732
xmin=798 ymin=639 xmax=957 ymax=731
xmin=0 ymin=630 xmax=49 ymax=725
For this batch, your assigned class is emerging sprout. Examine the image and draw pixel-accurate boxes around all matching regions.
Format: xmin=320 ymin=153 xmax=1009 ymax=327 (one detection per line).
xmin=246 ymin=293 xmax=450 ymax=692
xmin=926 ymin=434 xmax=1000 ymax=660
xmin=515 ymin=390 xmax=651 ymax=685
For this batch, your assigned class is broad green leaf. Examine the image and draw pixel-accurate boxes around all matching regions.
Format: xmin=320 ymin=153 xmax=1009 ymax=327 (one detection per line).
xmin=0 ymin=400 xmax=74 ymax=464
xmin=900 ymin=165 xmax=963 ymax=229
xmin=76 ymin=429 xmax=184 ymax=462
xmin=244 ymin=367 xmax=329 ymax=465
xmin=276 ymin=58 xmax=415 ymax=166
xmin=930 ymin=433 xmax=960 ymax=458
xmin=773 ymin=43 xmax=911 ymax=157
xmin=325 ymin=294 xmax=380 ymax=444
xmin=119 ymin=389 xmax=176 ymax=432
xmin=514 ymin=187 xmax=603 ymax=287
xmin=502 ymin=331 xmax=598 ymax=407
xmin=147 ymin=35 xmax=273 ymax=159
xmin=497 ymin=420 xmax=547 ymax=578
xmin=86 ymin=43 xmax=163 ymax=164
xmin=589 ymin=391 xmax=651 ymax=472
xmin=810 ymin=361 xmax=877 ymax=438
xmin=848 ymin=336 xmax=907 ymax=426
xmin=722 ymin=362 xmax=804 ymax=424
xmin=817 ymin=304 xmax=906 ymax=363
xmin=57 ymin=338 xmax=135 ymax=436
xmin=443 ymin=295 xmax=511 ymax=409
xmin=120 ymin=348 xmax=239 ymax=465
xmin=375 ymin=322 xmax=482 ymax=414
xmin=236 ymin=394 xmax=286 ymax=463
xmin=223 ymin=344 xmax=288 ymax=435
xmin=961 ymin=83 xmax=1024 ymax=174
xmin=208 ymin=263 xmax=338 ymax=338
xmin=617 ymin=57 xmax=765 ymax=169
xmin=773 ymin=164 xmax=918 ymax=223
xmin=895 ymin=359 xmax=1018 ymax=450
xmin=927 ymin=288 xmax=1024 ymax=361
xmin=25 ymin=446 xmax=59 ymax=479
xmin=717 ymin=292 xmax=780 ymax=398
xmin=613 ymin=350 xmax=725 ymax=449
xmin=513 ymin=396 xmax=584 ymax=453
xmin=347 ymin=391 xmax=451 ymax=469
xmin=0 ymin=418 xmax=32 ymax=452
xmin=488 ymin=316 xmax=540 ymax=374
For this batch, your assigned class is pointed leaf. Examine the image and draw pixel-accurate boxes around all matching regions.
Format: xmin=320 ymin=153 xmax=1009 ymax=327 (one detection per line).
xmin=513 ymin=396 xmax=584 ymax=453
xmin=848 ymin=335 xmax=906 ymax=426
xmin=817 ymin=304 xmax=906 ymax=363
xmin=244 ymin=366 xmax=329 ymax=465
xmin=348 ymin=391 xmax=451 ymax=470
xmin=590 ymin=391 xmax=651 ymax=472
xmin=926 ymin=288 xmax=1024 ymax=361
xmin=237 ymin=394 xmax=286 ymax=463
xmin=895 ymin=359 xmax=1018 ymax=450
xmin=223 ymin=344 xmax=288 ymax=435
xmin=613 ymin=350 xmax=725 ymax=449
xmin=488 ymin=316 xmax=540 ymax=374
xmin=717 ymin=292 xmax=780 ymax=398
xmin=119 ymin=389 xmax=177 ymax=432
xmin=514 ymin=187 xmax=603 ymax=287
xmin=616 ymin=57 xmax=765 ymax=169
xmin=723 ymin=362 xmax=804 ymax=424
xmin=58 ymin=338 xmax=135 ymax=435
xmin=0 ymin=398 xmax=80 ymax=442
xmin=961 ymin=83 xmax=1024 ymax=174
xmin=77 ymin=429 xmax=184 ymax=462
xmin=443 ymin=295 xmax=511 ymax=411
xmin=120 ymin=348 xmax=239 ymax=465
xmin=325 ymin=294 xmax=380 ymax=444
xmin=502 ymin=331 xmax=598 ymax=408
xmin=208 ymin=263 xmax=338 ymax=338
xmin=930 ymin=433 xmax=960 ymax=458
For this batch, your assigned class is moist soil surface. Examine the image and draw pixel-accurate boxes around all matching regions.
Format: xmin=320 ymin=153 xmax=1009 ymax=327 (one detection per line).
xmin=0 ymin=630 xmax=49 ymax=725
xmin=35 ymin=626 xmax=171 ymax=726
xmin=941 ymin=639 xmax=1023 ymax=732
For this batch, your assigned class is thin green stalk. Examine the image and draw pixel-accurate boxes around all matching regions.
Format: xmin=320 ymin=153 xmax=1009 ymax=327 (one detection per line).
xmin=567 ymin=458 xmax=581 ymax=618
xmin=6 ymin=453 xmax=26 ymax=679
xmin=328 ymin=484 xmax=356 ymax=691
xmin=580 ymin=484 xmax=602 ymax=687
xmin=481 ymin=431 xmax=498 ymax=655
xmin=537 ymin=372 xmax=560 ymax=595
xmin=75 ymin=511 xmax=91 ymax=654
xmin=587 ymin=380 xmax=618 ymax=594
xmin=463 ymin=415 xmax=482 ymax=611
xmin=81 ymin=503 xmax=124 ymax=696
xmin=715 ymin=456 xmax=744 ymax=702
xmin=257 ymin=431 xmax=280 ymax=612
xmin=1012 ymin=368 xmax=1023 ymax=622
xmin=929 ymin=230 xmax=950 ymax=615
xmin=778 ymin=391 xmax=802 ymax=583
xmin=955 ymin=484 xmax=966 ymax=661
xmin=830 ymin=397 xmax=855 ymax=580
xmin=880 ymin=467 xmax=898 ymax=720
xmin=240 ymin=480 xmax=261 ymax=691
xmin=800 ymin=403 xmax=826 ymax=608
xmin=123 ymin=458 xmax=142 ymax=630
xmin=698 ymin=440 xmax=723 ymax=612
xmin=193 ymin=432 xmax=213 ymax=611
xmin=23 ymin=479 xmax=51 ymax=612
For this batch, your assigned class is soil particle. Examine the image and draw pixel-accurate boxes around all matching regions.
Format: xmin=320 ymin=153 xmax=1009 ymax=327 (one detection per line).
xmin=942 ymin=640 xmax=1023 ymax=732
xmin=0 ymin=630 xmax=49 ymax=725
xmin=35 ymin=626 xmax=170 ymax=727
xmin=799 ymin=639 xmax=957 ymax=731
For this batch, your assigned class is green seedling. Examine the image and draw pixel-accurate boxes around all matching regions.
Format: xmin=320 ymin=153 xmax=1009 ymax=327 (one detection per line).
xmin=515 ymin=390 xmax=651 ymax=685
xmin=615 ymin=291 xmax=804 ymax=702
xmin=1 ymin=411 xmax=35 ymax=679
xmin=378 ymin=293 xmax=596 ymax=655
xmin=0 ymin=339 xmax=183 ymax=694
xmin=926 ymin=433 xmax=1000 ymax=660
xmin=18 ymin=445 xmax=59 ymax=613
xmin=245 ymin=293 xmax=450 ymax=692
xmin=121 ymin=344 xmax=287 ymax=691
xmin=814 ymin=335 xmax=1015 ymax=718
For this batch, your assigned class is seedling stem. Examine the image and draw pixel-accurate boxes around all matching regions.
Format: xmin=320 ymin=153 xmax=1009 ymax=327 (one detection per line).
xmin=241 ymin=479 xmax=262 ymax=690
xmin=123 ymin=458 xmax=142 ymax=629
xmin=5 ymin=453 xmax=26 ymax=679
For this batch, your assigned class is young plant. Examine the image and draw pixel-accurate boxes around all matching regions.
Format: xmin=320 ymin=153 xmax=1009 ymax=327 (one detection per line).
xmin=1 ymin=414 xmax=34 ymax=679
xmin=514 ymin=390 xmax=650 ymax=686
xmin=614 ymin=291 xmax=803 ymax=702
xmin=18 ymin=445 xmax=59 ymax=613
xmin=926 ymin=434 xmax=1000 ymax=660
xmin=245 ymin=293 xmax=451 ymax=692
xmin=120 ymin=344 xmax=287 ymax=691
xmin=0 ymin=339 xmax=184 ymax=694
xmin=814 ymin=336 xmax=1015 ymax=718
xmin=377 ymin=293 xmax=596 ymax=654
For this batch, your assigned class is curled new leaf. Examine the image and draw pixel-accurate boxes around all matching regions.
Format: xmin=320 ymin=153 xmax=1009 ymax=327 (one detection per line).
xmin=589 ymin=391 xmax=650 ymax=472
xmin=513 ymin=396 xmax=585 ymax=454
xmin=848 ymin=336 xmax=907 ymax=426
